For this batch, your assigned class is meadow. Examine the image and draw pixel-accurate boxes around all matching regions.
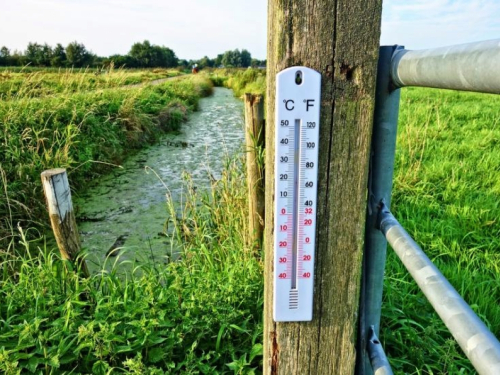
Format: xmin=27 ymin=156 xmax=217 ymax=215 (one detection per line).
xmin=382 ymin=87 xmax=500 ymax=373
xmin=0 ymin=69 xmax=499 ymax=374
xmin=0 ymin=67 xmax=181 ymax=99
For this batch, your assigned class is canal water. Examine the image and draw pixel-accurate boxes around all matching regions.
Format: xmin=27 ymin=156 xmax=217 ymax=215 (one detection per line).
xmin=75 ymin=87 xmax=244 ymax=271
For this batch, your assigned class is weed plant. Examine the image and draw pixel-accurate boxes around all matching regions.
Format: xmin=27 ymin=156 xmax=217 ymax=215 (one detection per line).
xmin=0 ymin=158 xmax=263 ymax=374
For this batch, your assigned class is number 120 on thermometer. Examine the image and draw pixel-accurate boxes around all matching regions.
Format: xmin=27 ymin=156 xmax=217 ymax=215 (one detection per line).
xmin=274 ymin=67 xmax=321 ymax=322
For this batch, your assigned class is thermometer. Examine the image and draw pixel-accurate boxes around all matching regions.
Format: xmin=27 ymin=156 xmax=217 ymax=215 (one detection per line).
xmin=273 ymin=67 xmax=321 ymax=322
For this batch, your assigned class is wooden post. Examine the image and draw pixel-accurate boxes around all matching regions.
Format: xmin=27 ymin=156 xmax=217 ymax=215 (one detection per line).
xmin=264 ymin=1 xmax=382 ymax=374
xmin=41 ymin=168 xmax=89 ymax=277
xmin=244 ymin=93 xmax=265 ymax=248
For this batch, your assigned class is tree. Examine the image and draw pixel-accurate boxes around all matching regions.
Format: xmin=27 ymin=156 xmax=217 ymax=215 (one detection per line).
xmin=129 ymin=40 xmax=152 ymax=66
xmin=197 ymin=56 xmax=213 ymax=69
xmin=25 ymin=42 xmax=54 ymax=66
xmin=263 ymin=0 xmax=383 ymax=374
xmin=40 ymin=44 xmax=53 ymax=66
xmin=177 ymin=59 xmax=189 ymax=68
xmin=0 ymin=46 xmax=10 ymax=66
xmin=214 ymin=53 xmax=224 ymax=67
xmin=219 ymin=49 xmax=252 ymax=68
xmin=240 ymin=49 xmax=252 ymax=67
xmin=25 ymin=42 xmax=45 ymax=66
xmin=153 ymin=45 xmax=177 ymax=67
xmin=66 ymin=41 xmax=93 ymax=67
xmin=250 ymin=58 xmax=260 ymax=68
xmin=221 ymin=49 xmax=242 ymax=67
xmin=129 ymin=40 xmax=177 ymax=68
xmin=51 ymin=43 xmax=67 ymax=67
xmin=106 ymin=54 xmax=136 ymax=68
xmin=9 ymin=50 xmax=24 ymax=66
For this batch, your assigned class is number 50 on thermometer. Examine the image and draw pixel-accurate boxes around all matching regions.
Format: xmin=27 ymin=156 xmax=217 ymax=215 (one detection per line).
xmin=274 ymin=67 xmax=321 ymax=322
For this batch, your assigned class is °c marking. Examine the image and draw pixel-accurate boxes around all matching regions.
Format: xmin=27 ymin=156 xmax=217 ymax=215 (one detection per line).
xmin=283 ymin=99 xmax=295 ymax=111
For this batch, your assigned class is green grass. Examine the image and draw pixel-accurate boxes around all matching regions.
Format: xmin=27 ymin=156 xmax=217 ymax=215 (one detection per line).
xmin=1 ymin=69 xmax=499 ymax=374
xmin=0 ymin=68 xmax=181 ymax=100
xmin=0 ymin=66 xmax=103 ymax=73
xmin=0 ymin=75 xmax=213 ymax=251
xmin=0 ymin=158 xmax=263 ymax=374
xmin=208 ymin=68 xmax=266 ymax=97
xmin=382 ymin=87 xmax=500 ymax=374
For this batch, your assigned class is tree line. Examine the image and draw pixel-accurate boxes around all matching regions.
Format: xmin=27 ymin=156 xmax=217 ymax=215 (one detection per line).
xmin=0 ymin=40 xmax=266 ymax=69
xmin=188 ymin=49 xmax=266 ymax=69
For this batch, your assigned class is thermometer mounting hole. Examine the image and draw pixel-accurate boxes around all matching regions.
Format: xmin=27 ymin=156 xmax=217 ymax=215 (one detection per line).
xmin=295 ymin=71 xmax=303 ymax=85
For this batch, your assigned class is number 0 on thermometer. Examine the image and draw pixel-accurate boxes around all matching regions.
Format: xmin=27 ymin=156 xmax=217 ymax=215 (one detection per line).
xmin=274 ymin=67 xmax=321 ymax=322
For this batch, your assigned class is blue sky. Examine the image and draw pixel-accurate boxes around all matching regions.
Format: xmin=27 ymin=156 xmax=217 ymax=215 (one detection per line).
xmin=382 ymin=0 xmax=500 ymax=49
xmin=1 ymin=0 xmax=499 ymax=60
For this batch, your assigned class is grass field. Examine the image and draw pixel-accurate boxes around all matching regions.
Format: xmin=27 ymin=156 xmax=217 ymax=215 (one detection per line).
xmin=0 ymin=67 xmax=181 ymax=99
xmin=0 ymin=69 xmax=499 ymax=374
xmin=382 ymin=87 xmax=500 ymax=373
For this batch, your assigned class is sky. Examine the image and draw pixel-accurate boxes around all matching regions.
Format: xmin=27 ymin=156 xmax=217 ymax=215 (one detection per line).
xmin=1 ymin=0 xmax=499 ymax=60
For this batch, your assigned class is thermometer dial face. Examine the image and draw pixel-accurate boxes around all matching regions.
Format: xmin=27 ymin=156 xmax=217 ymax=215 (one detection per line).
xmin=274 ymin=67 xmax=321 ymax=322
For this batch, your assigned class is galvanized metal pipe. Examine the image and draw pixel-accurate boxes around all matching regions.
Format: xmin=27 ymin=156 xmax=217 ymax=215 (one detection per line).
xmin=391 ymin=39 xmax=500 ymax=94
xmin=367 ymin=326 xmax=394 ymax=375
xmin=357 ymin=45 xmax=402 ymax=375
xmin=378 ymin=204 xmax=500 ymax=375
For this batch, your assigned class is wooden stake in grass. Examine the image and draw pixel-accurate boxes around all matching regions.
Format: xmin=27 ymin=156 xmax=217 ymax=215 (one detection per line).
xmin=264 ymin=1 xmax=382 ymax=373
xmin=41 ymin=168 xmax=89 ymax=277
xmin=244 ymin=93 xmax=265 ymax=248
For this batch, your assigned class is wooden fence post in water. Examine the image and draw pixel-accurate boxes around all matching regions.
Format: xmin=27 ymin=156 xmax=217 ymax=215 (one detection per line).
xmin=264 ymin=0 xmax=383 ymax=373
xmin=244 ymin=93 xmax=265 ymax=248
xmin=41 ymin=168 xmax=89 ymax=277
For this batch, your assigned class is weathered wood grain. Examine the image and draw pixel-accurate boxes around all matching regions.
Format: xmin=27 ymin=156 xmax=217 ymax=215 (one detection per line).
xmin=264 ymin=1 xmax=382 ymax=373
xmin=41 ymin=168 xmax=89 ymax=277
xmin=244 ymin=94 xmax=266 ymax=248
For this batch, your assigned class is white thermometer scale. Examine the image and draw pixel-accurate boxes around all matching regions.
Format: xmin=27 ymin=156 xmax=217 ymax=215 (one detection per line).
xmin=274 ymin=67 xmax=321 ymax=321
